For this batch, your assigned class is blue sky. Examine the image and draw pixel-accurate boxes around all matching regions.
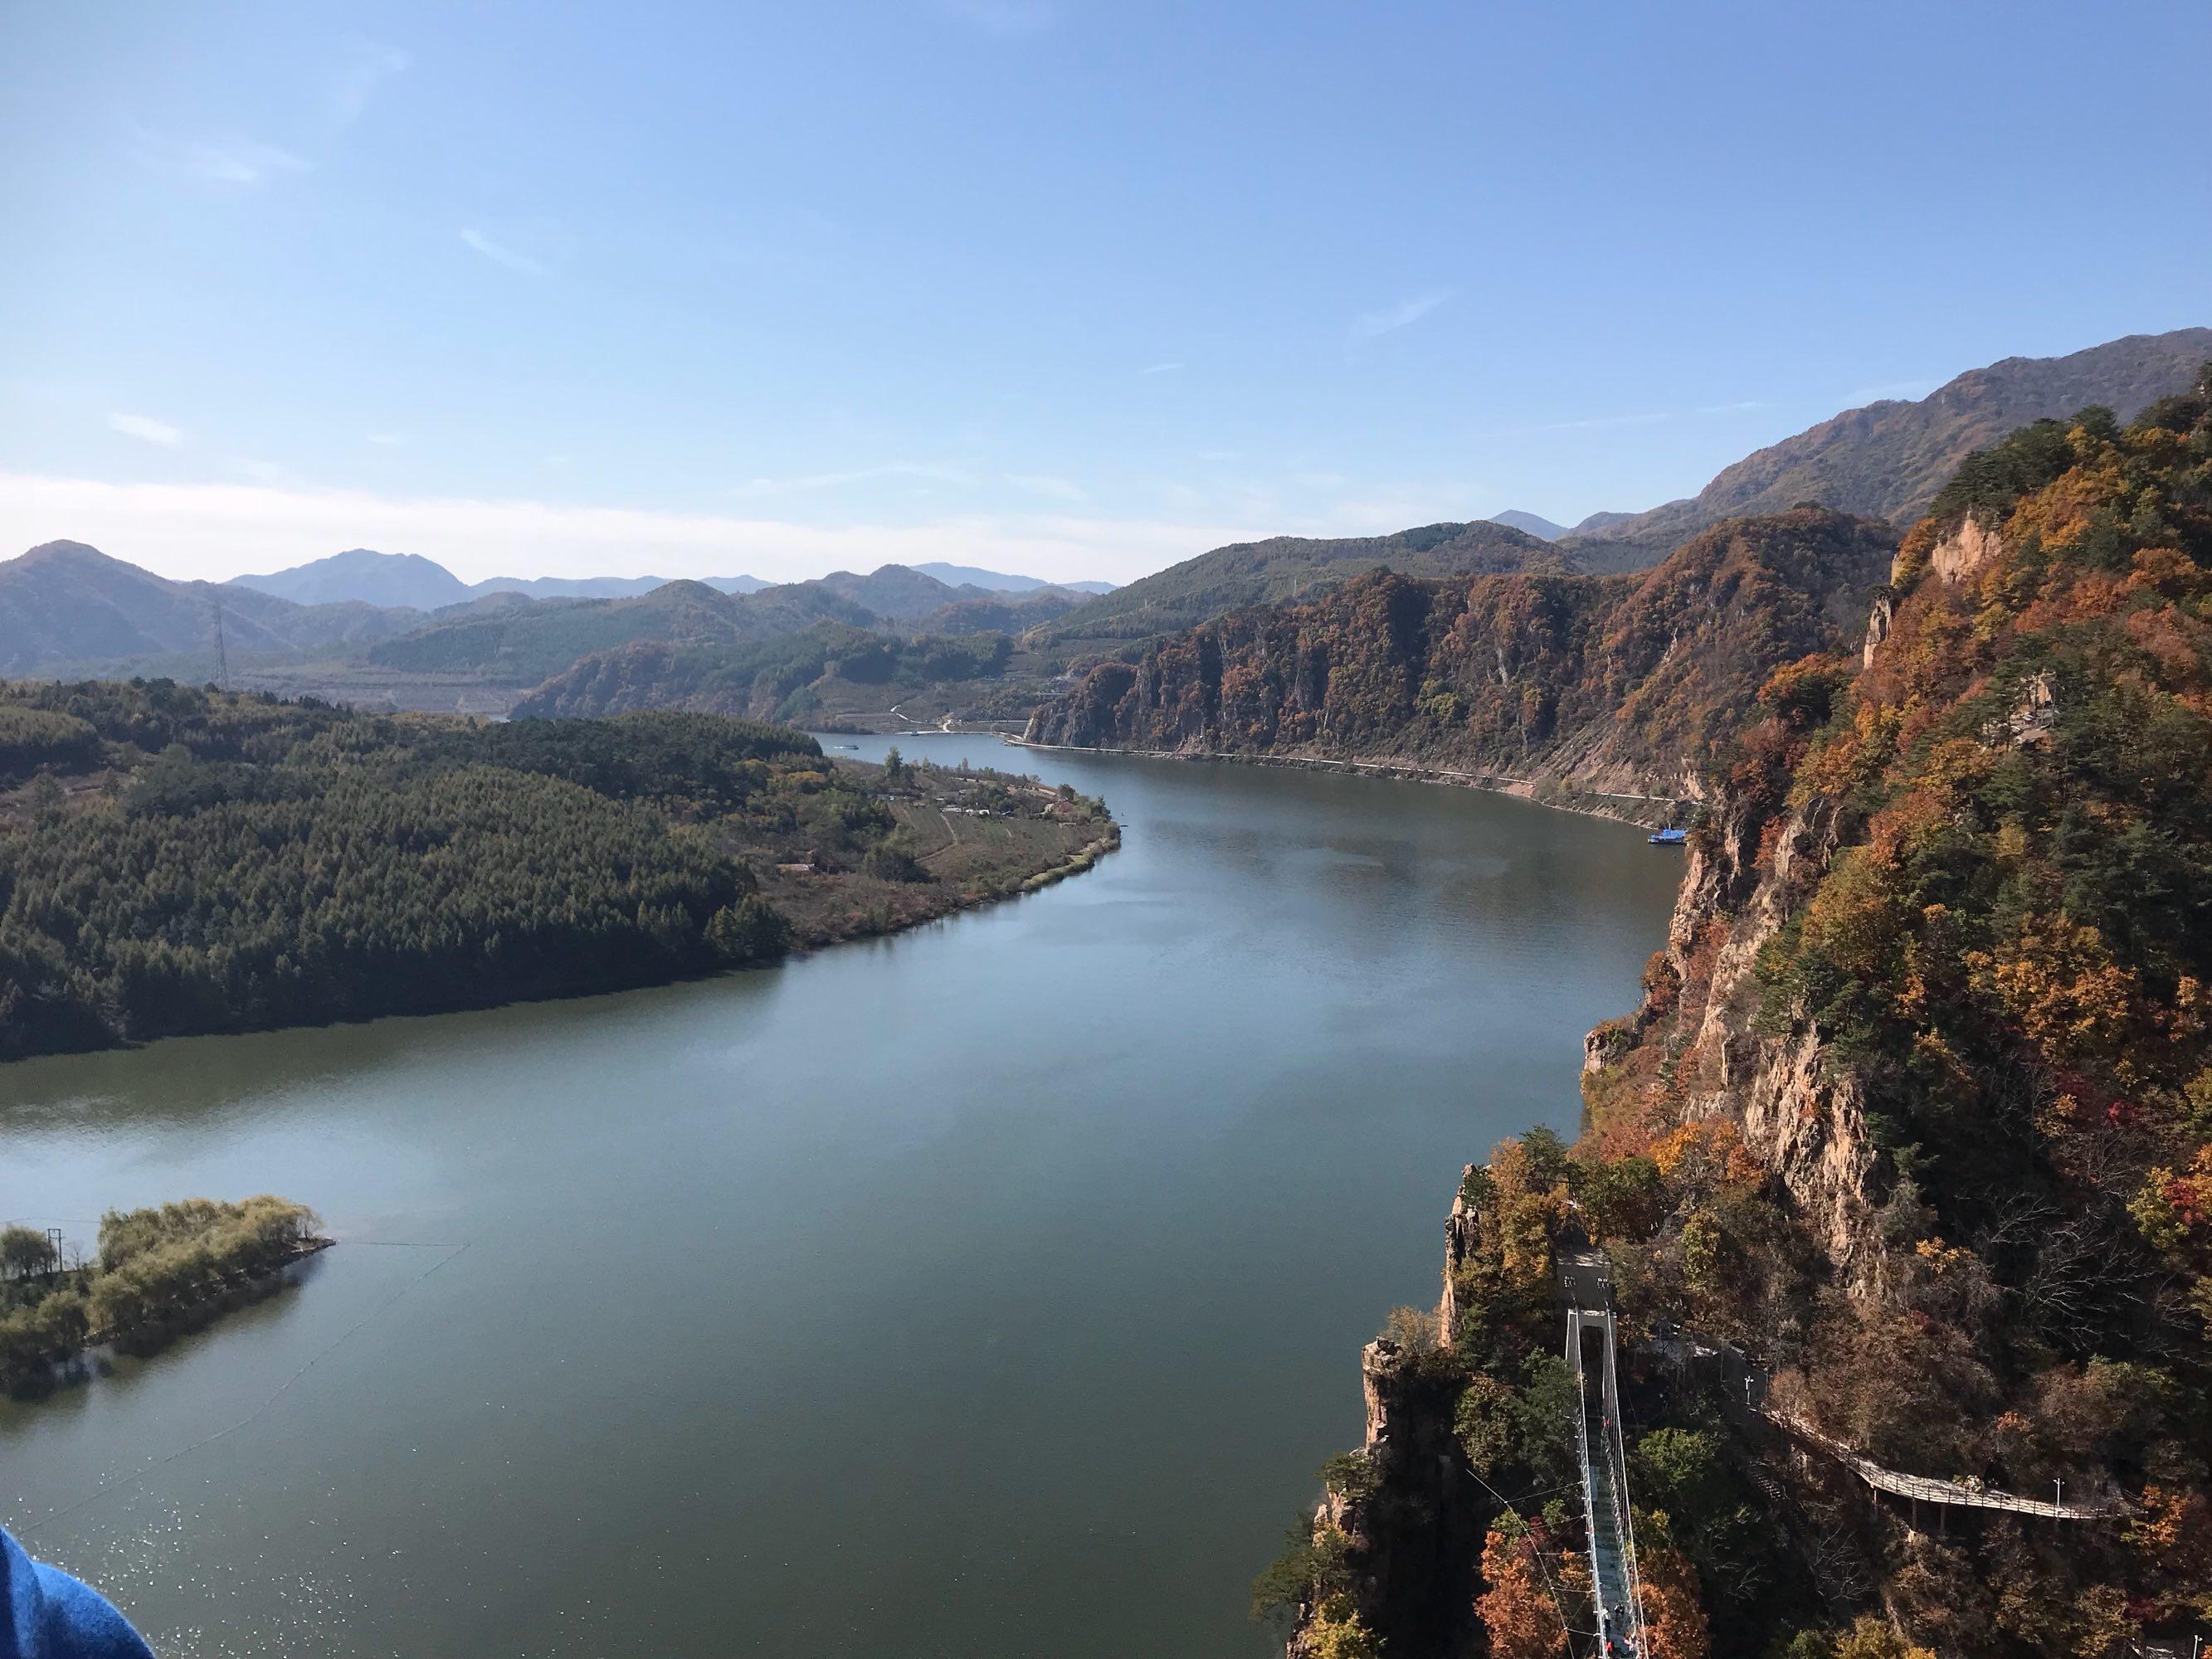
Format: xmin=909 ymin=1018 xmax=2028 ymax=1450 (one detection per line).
xmin=1 ymin=1 xmax=2206 ymax=586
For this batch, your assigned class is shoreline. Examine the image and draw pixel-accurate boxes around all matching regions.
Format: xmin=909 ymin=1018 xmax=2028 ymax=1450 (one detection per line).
xmin=767 ymin=814 xmax=1121 ymax=948
xmin=1003 ymin=735 xmax=1692 ymax=830
xmin=4 ymin=1235 xmax=334 ymax=1399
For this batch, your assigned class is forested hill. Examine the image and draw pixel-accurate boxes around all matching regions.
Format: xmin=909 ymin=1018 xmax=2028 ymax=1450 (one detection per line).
xmin=1280 ymin=371 xmax=2212 ymax=1658
xmin=512 ymin=625 xmax=1014 ymax=722
xmin=0 ymin=683 xmax=1110 ymax=1059
xmin=1562 ymin=325 xmax=2212 ymax=570
xmin=1026 ymin=508 xmax=1896 ymax=807
xmin=1571 ymin=371 xmax=2212 ymax=1653
xmin=1026 ymin=519 xmax=1564 ymax=649
xmin=0 ymin=541 xmax=418 ymax=674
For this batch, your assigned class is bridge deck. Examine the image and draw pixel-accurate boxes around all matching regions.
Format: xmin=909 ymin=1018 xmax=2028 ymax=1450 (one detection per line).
xmin=1562 ymin=1251 xmax=1644 ymax=1657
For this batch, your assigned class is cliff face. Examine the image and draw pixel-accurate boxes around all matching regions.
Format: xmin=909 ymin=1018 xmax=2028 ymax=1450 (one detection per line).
xmin=1298 ymin=1339 xmax=1483 ymax=1659
xmin=1293 ymin=374 xmax=2212 ymax=1656
xmin=1590 ymin=512 xmax=2051 ymax=1275
xmin=1624 ymin=783 xmax=1882 ymax=1269
xmin=1027 ymin=510 xmax=1896 ymax=805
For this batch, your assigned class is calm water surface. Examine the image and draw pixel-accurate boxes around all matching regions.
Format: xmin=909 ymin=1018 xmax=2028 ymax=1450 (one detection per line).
xmin=1 ymin=737 xmax=1678 ymax=1657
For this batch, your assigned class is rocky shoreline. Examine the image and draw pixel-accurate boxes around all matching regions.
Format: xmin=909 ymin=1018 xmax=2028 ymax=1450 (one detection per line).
xmin=1006 ymin=735 xmax=1691 ymax=830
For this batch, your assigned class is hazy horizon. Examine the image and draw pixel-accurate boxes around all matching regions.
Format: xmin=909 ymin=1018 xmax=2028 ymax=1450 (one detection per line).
xmin=3 ymin=2 xmax=2208 ymax=586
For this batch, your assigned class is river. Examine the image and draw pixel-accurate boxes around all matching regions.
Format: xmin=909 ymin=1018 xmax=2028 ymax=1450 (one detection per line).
xmin=1 ymin=735 xmax=1679 ymax=1657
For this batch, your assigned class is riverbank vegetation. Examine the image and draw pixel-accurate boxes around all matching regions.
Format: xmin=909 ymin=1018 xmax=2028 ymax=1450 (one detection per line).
xmin=0 ymin=1196 xmax=324 ymax=1393
xmin=0 ymin=685 xmax=1113 ymax=1059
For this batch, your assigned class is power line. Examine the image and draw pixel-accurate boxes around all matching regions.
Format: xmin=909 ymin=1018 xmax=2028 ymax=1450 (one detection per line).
xmin=210 ymin=594 xmax=231 ymax=691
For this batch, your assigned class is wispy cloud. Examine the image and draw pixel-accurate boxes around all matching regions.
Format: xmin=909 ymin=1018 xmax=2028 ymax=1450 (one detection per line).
xmin=937 ymin=0 xmax=1060 ymax=36
xmin=332 ymin=40 xmax=411 ymax=124
xmin=729 ymin=462 xmax=973 ymax=499
xmin=1348 ymin=289 xmax=1451 ymax=344
xmin=133 ymin=130 xmax=312 ymax=186
xmin=1140 ymin=361 xmax=1184 ymax=376
xmin=0 ymin=471 xmax=1250 ymax=588
xmin=460 ymin=227 xmax=548 ymax=275
xmin=109 ymin=412 xmax=184 ymax=448
xmin=1006 ymin=473 xmax=1087 ymax=504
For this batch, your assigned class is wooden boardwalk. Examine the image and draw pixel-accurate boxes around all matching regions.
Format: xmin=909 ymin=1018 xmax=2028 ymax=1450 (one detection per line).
xmin=1760 ymin=1409 xmax=2131 ymax=1520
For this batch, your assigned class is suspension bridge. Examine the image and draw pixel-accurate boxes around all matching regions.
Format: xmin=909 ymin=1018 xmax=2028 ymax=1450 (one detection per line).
xmin=1560 ymin=1249 xmax=1645 ymax=1657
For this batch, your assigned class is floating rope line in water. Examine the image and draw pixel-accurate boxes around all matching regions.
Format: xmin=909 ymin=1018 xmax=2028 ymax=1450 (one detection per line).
xmin=18 ymin=1239 xmax=471 ymax=1539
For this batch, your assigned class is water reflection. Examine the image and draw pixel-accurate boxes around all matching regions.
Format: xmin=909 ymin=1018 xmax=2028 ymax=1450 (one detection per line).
xmin=2 ymin=736 xmax=1678 ymax=1658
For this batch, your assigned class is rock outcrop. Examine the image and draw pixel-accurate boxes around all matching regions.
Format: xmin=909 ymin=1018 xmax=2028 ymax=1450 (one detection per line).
xmin=1927 ymin=515 xmax=2001 ymax=585
xmin=1437 ymin=1165 xmax=1486 ymax=1341
xmin=1615 ymin=785 xmax=1883 ymax=1272
xmin=1860 ymin=587 xmax=1893 ymax=667
xmin=1294 ymin=1340 xmax=1482 ymax=1658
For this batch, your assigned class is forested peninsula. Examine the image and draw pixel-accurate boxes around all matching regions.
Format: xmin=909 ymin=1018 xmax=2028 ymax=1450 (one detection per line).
xmin=0 ymin=684 xmax=1113 ymax=1060
xmin=1274 ymin=372 xmax=2212 ymax=1657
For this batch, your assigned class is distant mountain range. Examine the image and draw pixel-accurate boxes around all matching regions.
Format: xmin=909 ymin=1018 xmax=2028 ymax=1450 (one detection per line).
xmin=0 ymin=541 xmax=1099 ymax=707
xmin=1561 ymin=326 xmax=2212 ymax=569
xmin=231 ymin=548 xmax=1104 ymax=611
xmin=911 ymin=561 xmax=1114 ymax=595
xmin=0 ymin=541 xmax=420 ymax=676
xmin=1482 ymin=508 xmax=1631 ymax=542
xmin=231 ymin=549 xmax=773 ymax=611
xmin=473 ymin=572 xmax=769 ymax=601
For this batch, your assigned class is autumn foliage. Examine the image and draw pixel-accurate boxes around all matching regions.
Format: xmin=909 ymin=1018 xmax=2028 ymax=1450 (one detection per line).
xmin=1570 ymin=367 xmax=2212 ymax=1652
xmin=1475 ymin=1523 xmax=1568 ymax=1658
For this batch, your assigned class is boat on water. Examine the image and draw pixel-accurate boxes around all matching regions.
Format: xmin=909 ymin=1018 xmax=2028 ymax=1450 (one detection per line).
xmin=1648 ymin=827 xmax=1688 ymax=846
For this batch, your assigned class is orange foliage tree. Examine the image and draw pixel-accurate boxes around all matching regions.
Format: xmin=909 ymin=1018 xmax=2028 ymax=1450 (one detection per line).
xmin=1636 ymin=1542 xmax=1710 ymax=1659
xmin=1475 ymin=1523 xmax=1567 ymax=1658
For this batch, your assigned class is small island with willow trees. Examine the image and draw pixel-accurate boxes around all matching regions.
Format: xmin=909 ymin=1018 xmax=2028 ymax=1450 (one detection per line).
xmin=1 ymin=1196 xmax=327 ymax=1394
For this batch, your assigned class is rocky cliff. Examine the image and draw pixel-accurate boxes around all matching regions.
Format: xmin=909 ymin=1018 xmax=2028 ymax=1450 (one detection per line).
xmin=1288 ymin=373 xmax=2212 ymax=1654
xmin=1582 ymin=508 xmax=2065 ymax=1277
xmin=1028 ymin=509 xmax=1896 ymax=808
xmin=1292 ymin=1336 xmax=1484 ymax=1658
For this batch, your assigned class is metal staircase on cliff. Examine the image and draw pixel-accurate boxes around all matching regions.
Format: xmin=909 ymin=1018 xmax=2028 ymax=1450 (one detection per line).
xmin=1561 ymin=1250 xmax=1647 ymax=1657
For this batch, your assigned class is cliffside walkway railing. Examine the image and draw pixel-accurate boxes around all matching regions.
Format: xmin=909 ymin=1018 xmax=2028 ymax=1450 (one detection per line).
xmin=1562 ymin=1250 xmax=1646 ymax=1657
xmin=1756 ymin=1407 xmax=2132 ymax=1522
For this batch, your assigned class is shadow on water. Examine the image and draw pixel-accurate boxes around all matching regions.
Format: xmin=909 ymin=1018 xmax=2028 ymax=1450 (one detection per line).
xmin=3 ymin=1253 xmax=328 ymax=1408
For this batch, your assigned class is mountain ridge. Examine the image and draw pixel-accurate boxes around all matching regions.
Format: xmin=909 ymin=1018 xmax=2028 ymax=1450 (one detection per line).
xmin=0 ymin=541 xmax=419 ymax=676
xmin=1025 ymin=508 xmax=1898 ymax=805
xmin=1030 ymin=519 xmax=1567 ymax=650
xmin=231 ymin=547 xmax=1103 ymax=611
xmin=1562 ymin=325 xmax=2212 ymax=567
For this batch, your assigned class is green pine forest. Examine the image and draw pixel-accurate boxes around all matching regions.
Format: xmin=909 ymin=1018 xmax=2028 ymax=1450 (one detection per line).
xmin=0 ymin=682 xmax=1111 ymax=1061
